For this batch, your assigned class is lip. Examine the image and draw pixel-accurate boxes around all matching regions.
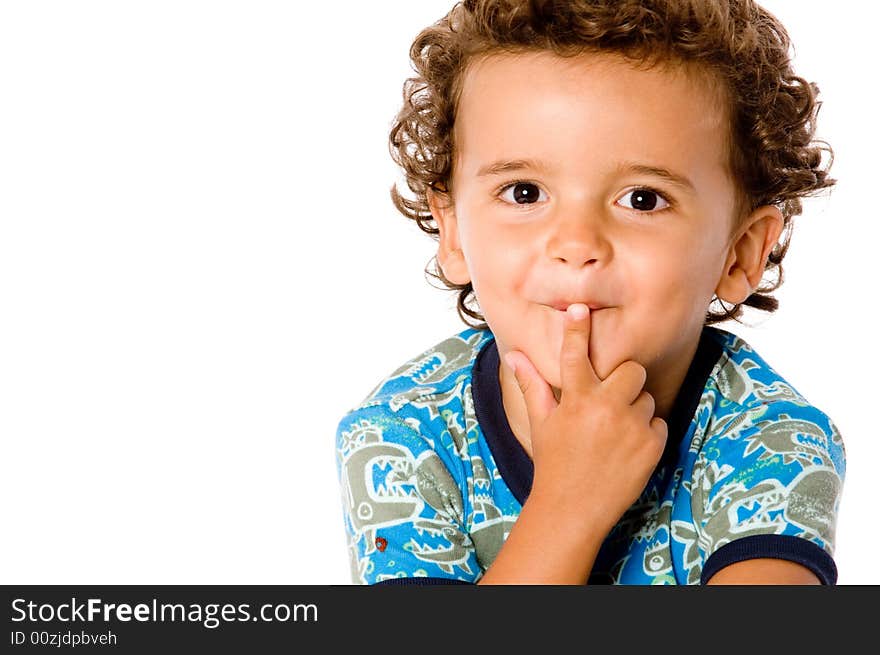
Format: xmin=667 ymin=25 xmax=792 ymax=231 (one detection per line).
xmin=546 ymin=301 xmax=609 ymax=312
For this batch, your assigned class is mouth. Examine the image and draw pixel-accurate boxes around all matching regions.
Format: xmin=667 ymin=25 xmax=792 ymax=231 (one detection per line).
xmin=546 ymin=302 xmax=609 ymax=312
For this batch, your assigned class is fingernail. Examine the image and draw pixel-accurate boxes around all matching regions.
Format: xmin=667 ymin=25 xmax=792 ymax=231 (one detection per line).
xmin=503 ymin=353 xmax=517 ymax=374
xmin=567 ymin=304 xmax=588 ymax=320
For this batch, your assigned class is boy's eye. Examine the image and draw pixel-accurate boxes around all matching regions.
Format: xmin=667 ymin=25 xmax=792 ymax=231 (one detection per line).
xmin=617 ymin=188 xmax=670 ymax=212
xmin=498 ymin=181 xmax=546 ymax=206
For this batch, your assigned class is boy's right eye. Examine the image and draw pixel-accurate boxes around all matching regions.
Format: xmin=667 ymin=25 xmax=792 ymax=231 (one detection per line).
xmin=497 ymin=181 xmax=547 ymax=206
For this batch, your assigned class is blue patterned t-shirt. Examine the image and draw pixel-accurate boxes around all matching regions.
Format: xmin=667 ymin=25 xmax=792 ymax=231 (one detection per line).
xmin=335 ymin=326 xmax=845 ymax=585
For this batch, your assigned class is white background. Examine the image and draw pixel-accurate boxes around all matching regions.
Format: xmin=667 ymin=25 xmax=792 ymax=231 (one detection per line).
xmin=1 ymin=1 xmax=875 ymax=585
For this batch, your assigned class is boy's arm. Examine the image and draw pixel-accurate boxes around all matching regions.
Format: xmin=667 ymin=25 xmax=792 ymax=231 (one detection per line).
xmin=476 ymin=487 xmax=606 ymax=585
xmin=705 ymin=559 xmax=820 ymax=585
xmin=478 ymin=305 xmax=668 ymax=584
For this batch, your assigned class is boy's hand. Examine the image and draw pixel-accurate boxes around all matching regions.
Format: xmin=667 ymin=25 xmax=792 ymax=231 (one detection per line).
xmin=504 ymin=303 xmax=668 ymax=535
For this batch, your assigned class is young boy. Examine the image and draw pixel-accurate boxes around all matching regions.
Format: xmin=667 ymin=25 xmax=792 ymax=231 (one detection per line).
xmin=335 ymin=0 xmax=845 ymax=584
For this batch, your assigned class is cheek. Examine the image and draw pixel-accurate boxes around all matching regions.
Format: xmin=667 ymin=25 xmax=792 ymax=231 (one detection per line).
xmin=463 ymin=228 xmax=531 ymax=292
xmin=626 ymin=244 xmax=718 ymax=310
xmin=627 ymin=250 xmax=683 ymax=292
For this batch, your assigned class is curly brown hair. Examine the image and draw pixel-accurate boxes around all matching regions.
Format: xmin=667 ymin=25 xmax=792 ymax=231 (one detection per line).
xmin=388 ymin=0 xmax=834 ymax=329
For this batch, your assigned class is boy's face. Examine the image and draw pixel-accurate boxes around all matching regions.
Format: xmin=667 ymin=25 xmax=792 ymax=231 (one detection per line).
xmin=430 ymin=51 xmax=774 ymax=412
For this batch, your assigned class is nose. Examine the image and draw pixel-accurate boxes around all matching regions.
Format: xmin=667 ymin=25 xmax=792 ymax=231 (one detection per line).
xmin=546 ymin=211 xmax=612 ymax=268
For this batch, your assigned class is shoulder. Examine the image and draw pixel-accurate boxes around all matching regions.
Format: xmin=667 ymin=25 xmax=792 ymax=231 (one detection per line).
xmin=707 ymin=327 xmax=820 ymax=408
xmin=359 ymin=328 xmax=493 ymax=409
xmin=703 ymin=326 xmax=845 ymax=465
xmin=336 ymin=327 xmax=494 ymax=453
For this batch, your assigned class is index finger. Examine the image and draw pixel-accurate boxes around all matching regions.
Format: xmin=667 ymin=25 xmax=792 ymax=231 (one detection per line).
xmin=559 ymin=303 xmax=601 ymax=396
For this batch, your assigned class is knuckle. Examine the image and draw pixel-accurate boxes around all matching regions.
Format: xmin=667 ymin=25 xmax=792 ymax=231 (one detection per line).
xmin=655 ymin=416 xmax=668 ymax=432
xmin=560 ymin=348 xmax=585 ymax=370
xmin=605 ymin=361 xmax=645 ymax=395
xmin=589 ymin=396 xmax=615 ymax=422
xmin=625 ymin=360 xmax=647 ymax=383
xmin=559 ymin=389 xmax=581 ymax=409
xmin=651 ymin=417 xmax=668 ymax=441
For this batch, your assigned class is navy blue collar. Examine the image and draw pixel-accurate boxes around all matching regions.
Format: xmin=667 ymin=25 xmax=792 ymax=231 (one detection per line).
xmin=471 ymin=327 xmax=725 ymax=506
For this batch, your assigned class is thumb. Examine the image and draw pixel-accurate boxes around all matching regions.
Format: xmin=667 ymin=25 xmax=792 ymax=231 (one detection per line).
xmin=503 ymin=350 xmax=557 ymax=429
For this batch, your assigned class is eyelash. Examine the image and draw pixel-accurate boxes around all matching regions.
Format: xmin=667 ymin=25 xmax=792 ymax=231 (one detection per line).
xmin=494 ymin=179 xmax=675 ymax=214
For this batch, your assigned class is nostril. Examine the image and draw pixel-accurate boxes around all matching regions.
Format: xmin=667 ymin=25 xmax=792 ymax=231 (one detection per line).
xmin=556 ymin=256 xmax=599 ymax=266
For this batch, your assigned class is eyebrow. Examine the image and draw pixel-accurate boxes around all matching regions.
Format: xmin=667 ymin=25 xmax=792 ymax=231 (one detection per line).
xmin=616 ymin=162 xmax=696 ymax=193
xmin=476 ymin=158 xmax=555 ymax=178
xmin=475 ymin=158 xmax=696 ymax=193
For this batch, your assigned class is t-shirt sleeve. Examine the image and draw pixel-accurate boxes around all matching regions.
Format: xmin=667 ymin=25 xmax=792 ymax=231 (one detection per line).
xmin=335 ymin=406 xmax=481 ymax=585
xmin=692 ymin=399 xmax=846 ymax=584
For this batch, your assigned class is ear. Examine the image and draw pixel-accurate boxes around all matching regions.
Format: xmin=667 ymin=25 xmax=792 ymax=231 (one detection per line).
xmin=715 ymin=205 xmax=785 ymax=305
xmin=427 ymin=185 xmax=471 ymax=286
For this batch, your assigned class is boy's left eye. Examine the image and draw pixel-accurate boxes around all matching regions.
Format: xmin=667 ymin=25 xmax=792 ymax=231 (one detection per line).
xmin=617 ymin=188 xmax=670 ymax=212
